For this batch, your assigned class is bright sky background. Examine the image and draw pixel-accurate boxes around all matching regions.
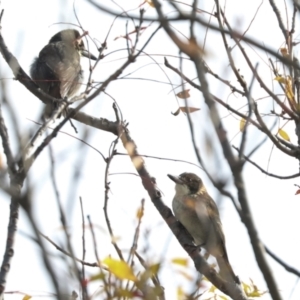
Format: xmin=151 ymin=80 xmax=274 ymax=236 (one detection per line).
xmin=0 ymin=0 xmax=300 ymax=299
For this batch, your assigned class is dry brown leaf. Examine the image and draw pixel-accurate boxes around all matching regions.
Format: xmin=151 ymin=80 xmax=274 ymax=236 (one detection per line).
xmin=280 ymin=47 xmax=289 ymax=57
xmin=176 ymin=89 xmax=190 ymax=99
xmin=179 ymin=107 xmax=200 ymax=113
xmin=171 ymin=108 xmax=181 ymax=116
xmin=146 ymin=0 xmax=155 ymax=7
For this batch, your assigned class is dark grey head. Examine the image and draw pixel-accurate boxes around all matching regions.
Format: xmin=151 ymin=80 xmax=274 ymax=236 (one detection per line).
xmin=49 ymin=29 xmax=97 ymax=60
xmin=168 ymin=172 xmax=203 ymax=194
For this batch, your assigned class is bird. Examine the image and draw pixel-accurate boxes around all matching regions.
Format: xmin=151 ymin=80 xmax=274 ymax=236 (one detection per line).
xmin=168 ymin=172 xmax=239 ymax=284
xmin=30 ymin=29 xmax=97 ymax=118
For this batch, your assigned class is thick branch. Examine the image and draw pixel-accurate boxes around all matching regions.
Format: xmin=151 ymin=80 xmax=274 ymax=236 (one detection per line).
xmin=118 ymin=123 xmax=247 ymax=300
xmin=151 ymin=1 xmax=282 ymax=299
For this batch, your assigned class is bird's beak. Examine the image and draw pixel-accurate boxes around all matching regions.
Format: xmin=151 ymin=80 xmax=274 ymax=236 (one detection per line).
xmin=81 ymin=49 xmax=97 ymax=60
xmin=167 ymin=174 xmax=184 ymax=184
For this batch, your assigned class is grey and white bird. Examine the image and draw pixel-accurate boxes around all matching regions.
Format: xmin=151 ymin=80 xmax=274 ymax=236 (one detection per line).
xmin=168 ymin=172 xmax=239 ymax=284
xmin=30 ymin=29 xmax=97 ymax=117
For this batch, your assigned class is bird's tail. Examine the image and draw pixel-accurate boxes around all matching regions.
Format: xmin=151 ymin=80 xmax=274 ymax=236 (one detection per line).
xmin=217 ymin=255 xmax=240 ymax=284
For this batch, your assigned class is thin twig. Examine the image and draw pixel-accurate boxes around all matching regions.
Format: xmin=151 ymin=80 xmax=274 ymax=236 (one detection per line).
xmin=39 ymin=231 xmax=101 ymax=268
xmin=87 ymin=215 xmax=111 ymax=298
xmin=265 ymin=246 xmax=300 ymax=277
xmin=80 ymin=197 xmax=88 ymax=300
xmin=233 ymin=146 xmax=300 ymax=179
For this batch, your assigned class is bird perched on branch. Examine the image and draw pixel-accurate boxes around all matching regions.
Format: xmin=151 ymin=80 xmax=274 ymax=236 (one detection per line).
xmin=168 ymin=172 xmax=239 ymax=284
xmin=30 ymin=29 xmax=97 ymax=118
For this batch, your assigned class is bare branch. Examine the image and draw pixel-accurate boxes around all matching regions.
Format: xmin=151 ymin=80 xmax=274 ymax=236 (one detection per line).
xmin=233 ymin=146 xmax=300 ymax=179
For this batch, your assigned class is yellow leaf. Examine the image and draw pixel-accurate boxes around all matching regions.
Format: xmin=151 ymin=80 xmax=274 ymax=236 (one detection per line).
xmin=179 ymin=107 xmax=200 ymax=113
xmin=89 ymin=272 xmax=105 ymax=282
xmin=177 ymin=286 xmax=185 ymax=300
xmin=242 ymin=282 xmax=251 ymax=293
xmin=219 ymin=296 xmax=229 ymax=300
xmin=103 ymin=257 xmax=137 ymax=281
xmin=171 ymin=258 xmax=189 ymax=267
xmin=22 ymin=296 xmax=32 ymax=300
xmin=208 ymin=285 xmax=217 ymax=293
xmin=140 ymin=263 xmax=161 ymax=283
xmin=247 ymin=290 xmax=266 ymax=297
xmin=278 ymin=129 xmax=290 ymax=141
xmin=274 ymin=75 xmax=295 ymax=104
xmin=240 ymin=118 xmax=246 ymax=132
xmin=176 ymin=89 xmax=190 ymax=99
xmin=242 ymin=280 xmax=267 ymax=297
xmin=274 ymin=76 xmax=287 ymax=84
xmin=286 ymin=87 xmax=295 ymax=102
xmin=149 ymin=263 xmax=160 ymax=275
xmin=136 ymin=207 xmax=144 ymax=219
xmin=285 ymin=77 xmax=295 ymax=103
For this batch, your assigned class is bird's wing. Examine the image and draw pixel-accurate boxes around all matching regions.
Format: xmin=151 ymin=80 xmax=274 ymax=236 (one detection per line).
xmin=30 ymin=54 xmax=61 ymax=98
xmin=179 ymin=195 xmax=209 ymax=246
xmin=193 ymin=195 xmax=212 ymax=241
xmin=203 ymin=193 xmax=226 ymax=247
xmin=200 ymin=193 xmax=239 ymax=284
xmin=39 ymin=42 xmax=82 ymax=98
xmin=193 ymin=193 xmax=224 ymax=248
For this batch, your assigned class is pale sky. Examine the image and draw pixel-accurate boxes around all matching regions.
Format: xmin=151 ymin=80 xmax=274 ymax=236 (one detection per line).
xmin=0 ymin=0 xmax=300 ymax=299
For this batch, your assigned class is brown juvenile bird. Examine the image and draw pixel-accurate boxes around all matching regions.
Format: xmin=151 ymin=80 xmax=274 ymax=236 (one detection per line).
xmin=30 ymin=29 xmax=97 ymax=117
xmin=168 ymin=172 xmax=239 ymax=284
